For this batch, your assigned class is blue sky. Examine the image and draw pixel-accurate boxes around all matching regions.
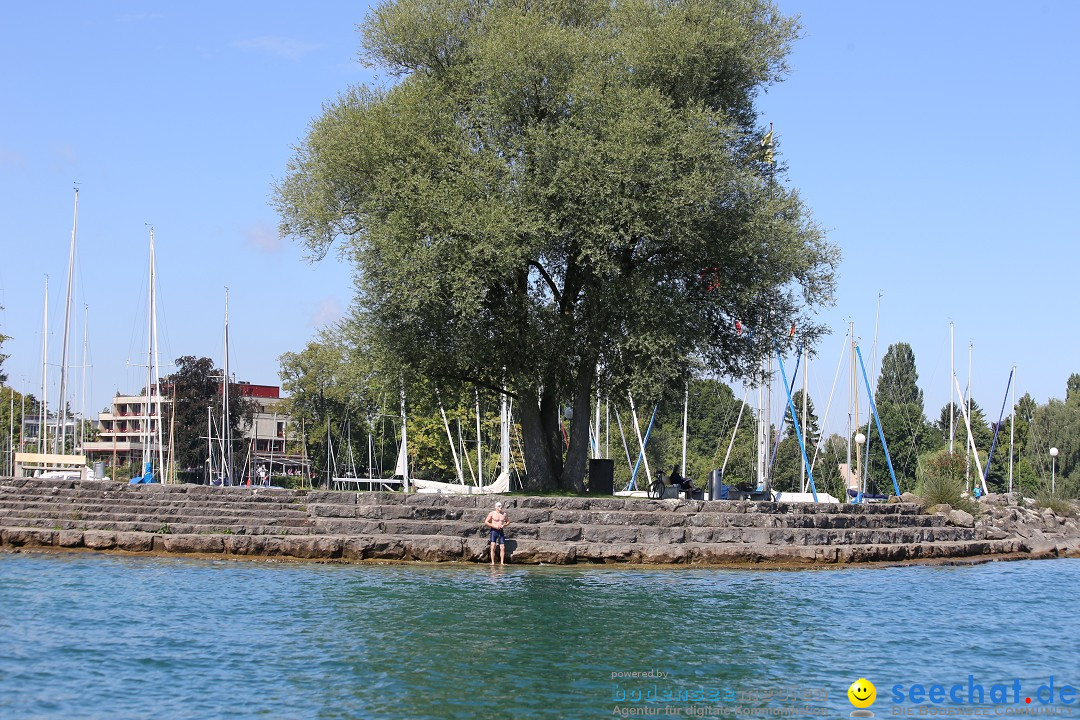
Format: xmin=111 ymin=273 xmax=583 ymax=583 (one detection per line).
xmin=1 ymin=1 xmax=1077 ymax=439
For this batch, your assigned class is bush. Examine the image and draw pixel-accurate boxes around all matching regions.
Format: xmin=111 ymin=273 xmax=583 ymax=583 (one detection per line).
xmin=1035 ymin=491 xmax=1076 ymax=517
xmin=916 ymin=450 xmax=979 ymax=514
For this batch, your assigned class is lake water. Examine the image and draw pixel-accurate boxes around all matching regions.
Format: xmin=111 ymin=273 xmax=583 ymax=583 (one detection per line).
xmin=1 ymin=552 xmax=1078 ymax=719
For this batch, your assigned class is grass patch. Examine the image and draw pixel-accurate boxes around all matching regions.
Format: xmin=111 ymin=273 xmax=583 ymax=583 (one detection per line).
xmin=155 ymin=523 xmax=172 ymax=535
xmin=1035 ymin=492 xmax=1076 ymax=517
xmin=916 ymin=450 xmax=979 ymax=514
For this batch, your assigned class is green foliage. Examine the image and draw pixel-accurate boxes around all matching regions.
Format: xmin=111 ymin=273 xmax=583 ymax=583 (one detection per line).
xmin=876 ymin=343 xmax=924 ymax=409
xmin=275 ymin=0 xmax=837 ymax=490
xmin=1035 ymin=491 xmax=1075 ymax=517
xmin=160 ymin=356 xmax=258 ymax=483
xmin=916 ymin=450 xmax=978 ymax=514
xmin=771 ymin=389 xmax=820 ymax=492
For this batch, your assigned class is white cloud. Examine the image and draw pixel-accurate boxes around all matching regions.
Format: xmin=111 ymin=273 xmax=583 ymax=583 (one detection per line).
xmin=231 ymin=35 xmax=323 ymax=61
xmin=311 ymin=297 xmax=343 ymax=327
xmin=243 ymin=222 xmax=281 ymax=253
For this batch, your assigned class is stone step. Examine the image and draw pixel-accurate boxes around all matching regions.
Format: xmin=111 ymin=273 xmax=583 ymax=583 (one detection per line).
xmin=0 ymin=498 xmax=313 ymax=520
xmin=0 ymin=525 xmax=1031 ymax=565
xmin=325 ymin=490 xmax=926 ymax=515
xmin=308 ymin=502 xmax=946 ymax=529
xmin=3 ymin=516 xmax=316 ymax=536
xmin=0 ymin=493 xmax=309 ymax=514
xmin=311 ymin=517 xmax=974 ymax=545
xmin=0 ymin=507 xmax=315 ymax=529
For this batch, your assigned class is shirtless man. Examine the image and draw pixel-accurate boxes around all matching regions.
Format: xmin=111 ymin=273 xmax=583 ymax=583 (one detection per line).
xmin=484 ymin=501 xmax=509 ymax=565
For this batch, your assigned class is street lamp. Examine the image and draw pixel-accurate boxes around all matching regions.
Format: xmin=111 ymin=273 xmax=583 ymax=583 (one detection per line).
xmin=1050 ymin=447 xmax=1059 ymax=495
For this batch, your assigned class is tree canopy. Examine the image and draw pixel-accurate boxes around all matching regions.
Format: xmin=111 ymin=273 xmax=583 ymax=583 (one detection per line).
xmin=275 ymin=0 xmax=838 ymax=490
xmin=161 ymin=356 xmax=258 ymax=483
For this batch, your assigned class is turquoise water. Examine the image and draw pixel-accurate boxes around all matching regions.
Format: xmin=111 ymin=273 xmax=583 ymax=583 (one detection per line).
xmin=1 ymin=552 xmax=1078 ymax=719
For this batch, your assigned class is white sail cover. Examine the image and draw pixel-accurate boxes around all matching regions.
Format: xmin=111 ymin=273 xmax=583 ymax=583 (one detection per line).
xmin=413 ymin=471 xmax=510 ymax=495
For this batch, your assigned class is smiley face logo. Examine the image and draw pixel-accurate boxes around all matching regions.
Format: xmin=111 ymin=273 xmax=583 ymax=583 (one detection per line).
xmin=848 ymin=678 xmax=877 ymax=710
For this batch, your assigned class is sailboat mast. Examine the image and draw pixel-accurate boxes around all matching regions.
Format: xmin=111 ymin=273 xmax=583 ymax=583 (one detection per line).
xmin=966 ymin=341 xmax=973 ymax=490
xmin=1009 ymin=365 xmax=1016 ymax=494
xmin=222 ymin=287 xmax=232 ymax=484
xmin=851 ymin=322 xmax=860 ymax=479
xmin=800 ymin=346 xmax=808 ymax=492
xmin=846 ymin=323 xmax=853 ymax=488
xmin=40 ymin=276 xmax=49 ymax=454
xmin=500 ymin=389 xmax=510 ymax=481
xmin=949 ymin=322 xmax=955 ymax=453
xmin=151 ymin=230 xmax=164 ymax=478
xmin=475 ymin=389 xmax=482 ymax=487
xmin=681 ymin=381 xmax=689 ymax=477
xmin=56 ymin=187 xmax=79 ymax=453
xmin=206 ymin=404 xmax=213 ymax=483
xmin=143 ymin=226 xmax=156 ymax=469
xmin=79 ymin=304 xmax=88 ymax=451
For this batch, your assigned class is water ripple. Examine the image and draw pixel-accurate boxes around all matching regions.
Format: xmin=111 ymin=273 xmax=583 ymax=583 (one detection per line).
xmin=1 ymin=553 xmax=1079 ymax=719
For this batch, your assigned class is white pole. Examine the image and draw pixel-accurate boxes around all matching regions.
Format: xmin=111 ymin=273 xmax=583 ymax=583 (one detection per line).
xmin=40 ymin=276 xmax=48 ymax=454
xmin=847 ymin=322 xmax=853 ymax=490
xmin=79 ymin=304 xmax=88 ymax=451
xmin=605 ymin=398 xmax=610 ymax=460
xmin=627 ymin=393 xmax=653 ymax=487
xmin=143 ymin=229 xmax=154 ymax=471
xmin=8 ymin=386 xmax=14 ymax=476
xmin=206 ymin=404 xmax=213 ymax=484
xmin=437 ymin=393 xmax=464 ymax=484
xmin=223 ymin=287 xmax=232 ymax=484
xmin=151 ymin=230 xmax=164 ymax=479
xmin=400 ymin=383 xmax=409 ymax=492
xmin=594 ymin=385 xmax=601 ymax=461
xmin=56 ymin=187 xmax=78 ymax=453
xmin=500 ymin=390 xmax=510 ymax=481
xmin=949 ymin=321 xmax=954 ymax=454
xmin=966 ymin=342 xmax=973 ymax=489
xmin=953 ymin=374 xmax=988 ymax=495
xmin=475 ymin=389 xmax=482 ymax=487
xmin=722 ymin=385 xmax=750 ymax=477
xmin=1009 ymin=365 xmax=1016 ymax=494
xmin=680 ymin=381 xmax=689 ymax=477
xmin=800 ymin=347 xmax=808 ymax=492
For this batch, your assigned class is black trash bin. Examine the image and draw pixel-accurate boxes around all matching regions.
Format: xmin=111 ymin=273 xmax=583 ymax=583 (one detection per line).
xmin=588 ymin=459 xmax=615 ymax=495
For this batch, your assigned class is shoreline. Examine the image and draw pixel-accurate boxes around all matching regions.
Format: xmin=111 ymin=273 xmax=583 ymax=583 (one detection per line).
xmin=2 ymin=543 xmax=1072 ymax=571
xmin=2 ymin=478 xmax=1078 ymax=567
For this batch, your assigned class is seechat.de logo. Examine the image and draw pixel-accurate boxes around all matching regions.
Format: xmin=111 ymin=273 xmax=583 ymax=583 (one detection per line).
xmin=849 ymin=678 xmax=877 ymax=717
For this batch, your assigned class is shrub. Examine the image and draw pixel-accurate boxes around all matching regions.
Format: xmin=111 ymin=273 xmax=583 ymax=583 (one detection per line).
xmin=916 ymin=450 xmax=978 ymax=514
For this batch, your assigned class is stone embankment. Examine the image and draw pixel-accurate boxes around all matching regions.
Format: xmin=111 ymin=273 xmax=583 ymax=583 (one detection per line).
xmin=1 ymin=478 xmax=1077 ymax=566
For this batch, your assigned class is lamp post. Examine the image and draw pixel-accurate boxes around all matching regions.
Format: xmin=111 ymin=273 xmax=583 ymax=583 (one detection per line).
xmin=1050 ymin=447 xmax=1059 ymax=495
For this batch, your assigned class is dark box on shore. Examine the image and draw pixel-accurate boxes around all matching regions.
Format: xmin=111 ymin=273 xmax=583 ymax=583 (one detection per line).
xmin=588 ymin=459 xmax=614 ymax=495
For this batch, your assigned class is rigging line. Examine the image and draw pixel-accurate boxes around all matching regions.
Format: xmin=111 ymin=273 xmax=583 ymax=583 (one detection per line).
xmin=767 ymin=342 xmax=802 ymax=481
xmin=613 ymin=406 xmax=635 ymax=479
xmin=809 ymin=331 xmax=849 ymax=474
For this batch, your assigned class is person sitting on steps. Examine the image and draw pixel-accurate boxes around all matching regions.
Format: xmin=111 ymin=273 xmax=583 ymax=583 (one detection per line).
xmin=669 ymin=465 xmax=694 ymax=494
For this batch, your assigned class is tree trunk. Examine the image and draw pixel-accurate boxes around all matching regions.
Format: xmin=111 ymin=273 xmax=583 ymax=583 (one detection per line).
xmin=519 ymin=384 xmax=564 ymax=492
xmin=559 ymin=355 xmax=596 ymax=493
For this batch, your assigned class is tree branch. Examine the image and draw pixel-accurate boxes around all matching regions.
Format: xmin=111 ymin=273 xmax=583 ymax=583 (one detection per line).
xmin=528 ymin=260 xmax=562 ymax=305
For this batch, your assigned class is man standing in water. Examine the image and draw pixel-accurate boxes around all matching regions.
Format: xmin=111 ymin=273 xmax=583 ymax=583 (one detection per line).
xmin=484 ymin=501 xmax=509 ymax=565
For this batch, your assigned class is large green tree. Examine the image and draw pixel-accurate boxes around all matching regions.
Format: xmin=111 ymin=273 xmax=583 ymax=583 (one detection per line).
xmin=161 ymin=356 xmax=257 ymax=483
xmin=275 ymin=0 xmax=837 ymax=491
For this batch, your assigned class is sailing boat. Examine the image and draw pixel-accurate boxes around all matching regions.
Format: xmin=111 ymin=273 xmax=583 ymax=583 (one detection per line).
xmin=412 ymin=390 xmax=512 ymax=495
